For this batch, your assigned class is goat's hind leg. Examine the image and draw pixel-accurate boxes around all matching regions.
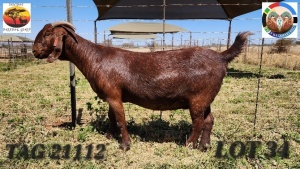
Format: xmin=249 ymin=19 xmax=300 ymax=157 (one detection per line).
xmin=199 ymin=106 xmax=214 ymax=151
xmin=186 ymin=99 xmax=206 ymax=149
xmin=106 ymin=107 xmax=119 ymax=139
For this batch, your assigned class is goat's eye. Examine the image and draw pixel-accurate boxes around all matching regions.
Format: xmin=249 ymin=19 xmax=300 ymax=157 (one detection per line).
xmin=45 ymin=32 xmax=51 ymax=37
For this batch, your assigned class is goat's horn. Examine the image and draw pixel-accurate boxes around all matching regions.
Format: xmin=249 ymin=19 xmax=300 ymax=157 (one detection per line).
xmin=51 ymin=21 xmax=76 ymax=31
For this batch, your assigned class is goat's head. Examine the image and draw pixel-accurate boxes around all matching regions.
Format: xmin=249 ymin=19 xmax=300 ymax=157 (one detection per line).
xmin=32 ymin=21 xmax=78 ymax=63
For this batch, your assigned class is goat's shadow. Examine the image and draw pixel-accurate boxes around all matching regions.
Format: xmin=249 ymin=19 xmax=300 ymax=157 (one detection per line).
xmin=52 ymin=109 xmax=192 ymax=145
xmin=127 ymin=119 xmax=192 ymax=144
xmin=50 ymin=109 xmax=192 ymax=145
xmin=226 ymin=68 xmax=259 ymax=78
xmin=51 ymin=108 xmax=84 ymax=130
xmin=90 ymin=118 xmax=192 ymax=145
xmin=226 ymin=68 xmax=285 ymax=79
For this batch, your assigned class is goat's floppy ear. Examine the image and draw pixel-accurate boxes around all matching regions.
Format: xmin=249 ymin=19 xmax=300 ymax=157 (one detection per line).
xmin=60 ymin=25 xmax=78 ymax=44
xmin=47 ymin=35 xmax=64 ymax=63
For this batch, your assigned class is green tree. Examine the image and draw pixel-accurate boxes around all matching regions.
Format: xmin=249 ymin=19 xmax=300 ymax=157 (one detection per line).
xmin=271 ymin=39 xmax=294 ymax=53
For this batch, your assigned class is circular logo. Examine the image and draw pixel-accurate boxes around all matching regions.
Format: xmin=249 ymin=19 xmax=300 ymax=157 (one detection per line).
xmin=262 ymin=2 xmax=297 ymax=38
xmin=3 ymin=6 xmax=31 ymax=28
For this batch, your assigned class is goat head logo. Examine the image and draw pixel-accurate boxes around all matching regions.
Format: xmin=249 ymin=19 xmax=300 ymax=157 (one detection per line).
xmin=266 ymin=11 xmax=293 ymax=34
xmin=262 ymin=2 xmax=297 ymax=38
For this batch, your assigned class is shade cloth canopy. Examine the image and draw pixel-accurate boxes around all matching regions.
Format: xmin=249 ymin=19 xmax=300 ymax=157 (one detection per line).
xmin=0 ymin=34 xmax=33 ymax=42
xmin=108 ymin=22 xmax=187 ymax=34
xmin=93 ymin=0 xmax=283 ymax=20
xmin=111 ymin=34 xmax=158 ymax=39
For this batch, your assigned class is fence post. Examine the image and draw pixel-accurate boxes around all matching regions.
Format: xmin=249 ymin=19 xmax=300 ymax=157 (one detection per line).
xmin=253 ymin=38 xmax=264 ymax=136
xmin=66 ymin=0 xmax=77 ymax=128
xmin=8 ymin=39 xmax=11 ymax=62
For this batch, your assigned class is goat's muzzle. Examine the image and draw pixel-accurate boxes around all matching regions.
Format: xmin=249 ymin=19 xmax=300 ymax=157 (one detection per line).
xmin=32 ymin=48 xmax=43 ymax=59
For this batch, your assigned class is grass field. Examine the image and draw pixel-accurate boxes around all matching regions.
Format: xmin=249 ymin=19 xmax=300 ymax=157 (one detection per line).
xmin=0 ymin=58 xmax=299 ymax=168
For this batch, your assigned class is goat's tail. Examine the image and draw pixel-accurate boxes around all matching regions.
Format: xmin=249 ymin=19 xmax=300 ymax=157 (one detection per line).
xmin=221 ymin=32 xmax=253 ymax=63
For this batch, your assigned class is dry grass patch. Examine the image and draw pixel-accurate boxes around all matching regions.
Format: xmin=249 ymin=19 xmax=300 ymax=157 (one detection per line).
xmin=234 ymin=46 xmax=300 ymax=70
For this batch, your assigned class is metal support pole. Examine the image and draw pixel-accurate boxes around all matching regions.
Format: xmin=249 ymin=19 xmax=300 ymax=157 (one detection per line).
xmin=104 ymin=30 xmax=106 ymax=42
xmin=66 ymin=0 xmax=77 ymax=128
xmin=162 ymin=0 xmax=166 ymax=51
xmin=180 ymin=33 xmax=182 ymax=47
xmin=189 ymin=32 xmax=192 ymax=47
xmin=227 ymin=19 xmax=232 ymax=49
xmin=94 ymin=20 xmax=97 ymax=44
xmin=171 ymin=33 xmax=174 ymax=49
xmin=160 ymin=0 xmax=166 ymax=118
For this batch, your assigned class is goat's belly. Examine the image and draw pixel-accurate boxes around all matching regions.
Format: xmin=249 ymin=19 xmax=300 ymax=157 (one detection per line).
xmin=123 ymin=97 xmax=189 ymax=110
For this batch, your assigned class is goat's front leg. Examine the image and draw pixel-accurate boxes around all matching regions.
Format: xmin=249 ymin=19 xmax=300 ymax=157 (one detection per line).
xmin=107 ymin=98 xmax=131 ymax=150
xmin=199 ymin=106 xmax=214 ymax=151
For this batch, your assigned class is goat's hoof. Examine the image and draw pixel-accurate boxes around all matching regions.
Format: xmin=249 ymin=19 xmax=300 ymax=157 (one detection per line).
xmin=185 ymin=142 xmax=197 ymax=149
xmin=199 ymin=143 xmax=211 ymax=152
xmin=106 ymin=129 xmax=119 ymax=139
xmin=106 ymin=132 xmax=114 ymax=139
xmin=119 ymin=142 xmax=131 ymax=151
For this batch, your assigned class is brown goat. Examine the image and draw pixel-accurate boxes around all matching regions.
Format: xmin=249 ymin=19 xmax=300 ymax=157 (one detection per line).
xmin=32 ymin=21 xmax=252 ymax=151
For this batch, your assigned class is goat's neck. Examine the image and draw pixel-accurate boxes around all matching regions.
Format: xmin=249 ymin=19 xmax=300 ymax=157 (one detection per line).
xmin=63 ymin=35 xmax=102 ymax=79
